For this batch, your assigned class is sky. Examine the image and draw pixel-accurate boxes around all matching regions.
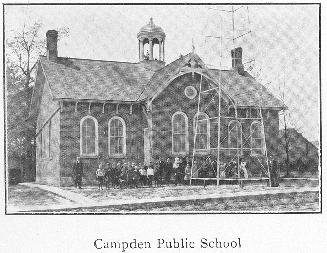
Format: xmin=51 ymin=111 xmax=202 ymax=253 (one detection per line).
xmin=4 ymin=4 xmax=320 ymax=142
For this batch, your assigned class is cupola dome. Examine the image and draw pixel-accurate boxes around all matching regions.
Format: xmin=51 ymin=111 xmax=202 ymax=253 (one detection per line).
xmin=137 ymin=17 xmax=166 ymax=41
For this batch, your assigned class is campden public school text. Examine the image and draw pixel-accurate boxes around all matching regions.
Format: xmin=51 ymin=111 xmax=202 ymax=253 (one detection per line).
xmin=94 ymin=237 xmax=242 ymax=251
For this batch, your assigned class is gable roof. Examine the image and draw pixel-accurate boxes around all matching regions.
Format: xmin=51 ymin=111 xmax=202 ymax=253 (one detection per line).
xmin=39 ymin=56 xmax=155 ymax=102
xmin=279 ymin=128 xmax=318 ymax=151
xmin=208 ymin=69 xmax=284 ymax=108
xmin=140 ymin=53 xmax=284 ymax=108
xmin=37 ymin=53 xmax=284 ymax=109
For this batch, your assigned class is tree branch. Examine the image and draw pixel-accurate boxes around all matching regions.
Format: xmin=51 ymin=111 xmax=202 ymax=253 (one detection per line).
xmin=30 ymin=62 xmax=37 ymax=72
xmin=18 ymin=54 xmax=28 ymax=76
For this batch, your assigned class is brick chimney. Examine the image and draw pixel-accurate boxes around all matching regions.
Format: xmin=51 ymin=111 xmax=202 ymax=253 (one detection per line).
xmin=46 ymin=30 xmax=58 ymax=62
xmin=231 ymin=47 xmax=245 ymax=75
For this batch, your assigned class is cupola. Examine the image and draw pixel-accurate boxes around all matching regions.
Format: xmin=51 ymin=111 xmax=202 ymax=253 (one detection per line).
xmin=137 ymin=18 xmax=166 ymax=62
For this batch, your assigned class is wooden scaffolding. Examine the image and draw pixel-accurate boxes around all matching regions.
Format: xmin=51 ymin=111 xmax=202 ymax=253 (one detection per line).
xmin=190 ymin=5 xmax=271 ymax=187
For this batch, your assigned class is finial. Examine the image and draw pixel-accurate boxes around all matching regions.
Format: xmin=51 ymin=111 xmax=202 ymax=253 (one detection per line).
xmin=149 ymin=17 xmax=154 ymax=26
xmin=192 ymin=38 xmax=195 ymax=53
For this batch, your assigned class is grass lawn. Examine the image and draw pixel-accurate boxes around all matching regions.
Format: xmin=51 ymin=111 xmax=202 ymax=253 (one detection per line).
xmin=8 ymin=184 xmax=71 ymax=209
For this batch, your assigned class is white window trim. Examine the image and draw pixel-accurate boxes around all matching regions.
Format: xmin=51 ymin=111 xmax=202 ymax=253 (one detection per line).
xmin=108 ymin=116 xmax=127 ymax=157
xmin=193 ymin=112 xmax=210 ymax=151
xmin=80 ymin=115 xmax=98 ymax=157
xmin=171 ymin=111 xmax=189 ymax=155
xmin=250 ymin=120 xmax=263 ymax=156
xmin=228 ymin=120 xmax=242 ymax=155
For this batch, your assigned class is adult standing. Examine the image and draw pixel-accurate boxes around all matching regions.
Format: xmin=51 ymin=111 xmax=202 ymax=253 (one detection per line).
xmin=207 ymin=156 xmax=215 ymax=178
xmin=173 ymin=157 xmax=181 ymax=186
xmin=239 ymin=158 xmax=249 ymax=179
xmin=219 ymin=160 xmax=226 ymax=179
xmin=156 ymin=160 xmax=165 ymax=186
xmin=126 ymin=162 xmax=135 ymax=188
xmin=104 ymin=162 xmax=112 ymax=189
xmin=139 ymin=164 xmax=147 ymax=186
xmin=164 ymin=158 xmax=173 ymax=184
xmin=131 ymin=163 xmax=140 ymax=188
xmin=218 ymin=153 xmax=226 ymax=179
xmin=180 ymin=156 xmax=187 ymax=179
xmin=211 ymin=157 xmax=218 ymax=178
xmin=184 ymin=162 xmax=192 ymax=185
xmin=73 ymin=157 xmax=83 ymax=189
xmin=268 ymin=156 xmax=279 ymax=187
xmin=192 ymin=160 xmax=199 ymax=178
xmin=112 ymin=162 xmax=121 ymax=188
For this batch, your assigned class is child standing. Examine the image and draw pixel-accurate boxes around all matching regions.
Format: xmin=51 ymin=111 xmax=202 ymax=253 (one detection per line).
xmin=147 ymin=163 xmax=154 ymax=187
xmin=184 ymin=162 xmax=192 ymax=185
xmin=96 ymin=162 xmax=105 ymax=190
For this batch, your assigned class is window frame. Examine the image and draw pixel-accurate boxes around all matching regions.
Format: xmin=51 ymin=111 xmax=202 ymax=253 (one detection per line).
xmin=193 ymin=112 xmax=210 ymax=151
xmin=228 ymin=120 xmax=243 ymax=155
xmin=250 ymin=120 xmax=264 ymax=156
xmin=80 ymin=115 xmax=98 ymax=157
xmin=108 ymin=116 xmax=127 ymax=158
xmin=171 ymin=111 xmax=189 ymax=155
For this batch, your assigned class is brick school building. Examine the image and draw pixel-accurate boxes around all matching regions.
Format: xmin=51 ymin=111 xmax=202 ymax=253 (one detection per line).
xmin=30 ymin=19 xmax=284 ymax=186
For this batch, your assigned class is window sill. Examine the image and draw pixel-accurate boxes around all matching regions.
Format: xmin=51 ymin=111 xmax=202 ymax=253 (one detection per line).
xmin=80 ymin=154 xmax=99 ymax=159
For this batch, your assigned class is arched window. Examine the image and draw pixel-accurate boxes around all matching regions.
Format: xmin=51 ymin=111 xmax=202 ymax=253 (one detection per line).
xmin=228 ymin=120 xmax=242 ymax=154
xmin=80 ymin=116 xmax=98 ymax=156
xmin=108 ymin=116 xmax=126 ymax=156
xmin=193 ymin=112 xmax=210 ymax=150
xmin=172 ymin=112 xmax=189 ymax=155
xmin=227 ymin=105 xmax=236 ymax=117
xmin=251 ymin=121 xmax=263 ymax=155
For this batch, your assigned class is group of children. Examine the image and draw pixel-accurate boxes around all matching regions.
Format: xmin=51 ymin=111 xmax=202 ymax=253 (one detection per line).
xmin=95 ymin=161 xmax=159 ymax=190
xmin=94 ymin=157 xmax=195 ymax=190
xmin=94 ymin=156 xmax=251 ymax=190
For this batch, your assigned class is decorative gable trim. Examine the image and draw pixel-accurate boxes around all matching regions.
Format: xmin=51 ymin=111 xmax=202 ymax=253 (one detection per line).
xmin=148 ymin=53 xmax=237 ymax=109
xmin=149 ymin=70 xmax=236 ymax=107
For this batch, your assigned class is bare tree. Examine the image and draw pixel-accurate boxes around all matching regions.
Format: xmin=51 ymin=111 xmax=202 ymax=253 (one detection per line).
xmin=6 ymin=22 xmax=69 ymax=182
xmin=282 ymin=110 xmax=291 ymax=177
xmin=6 ymin=22 xmax=69 ymax=89
xmin=279 ymin=74 xmax=291 ymax=177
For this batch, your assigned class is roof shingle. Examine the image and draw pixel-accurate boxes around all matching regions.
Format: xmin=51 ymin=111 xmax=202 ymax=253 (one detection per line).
xmin=40 ymin=56 xmax=155 ymax=102
xmin=38 ymin=54 xmax=284 ymax=109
